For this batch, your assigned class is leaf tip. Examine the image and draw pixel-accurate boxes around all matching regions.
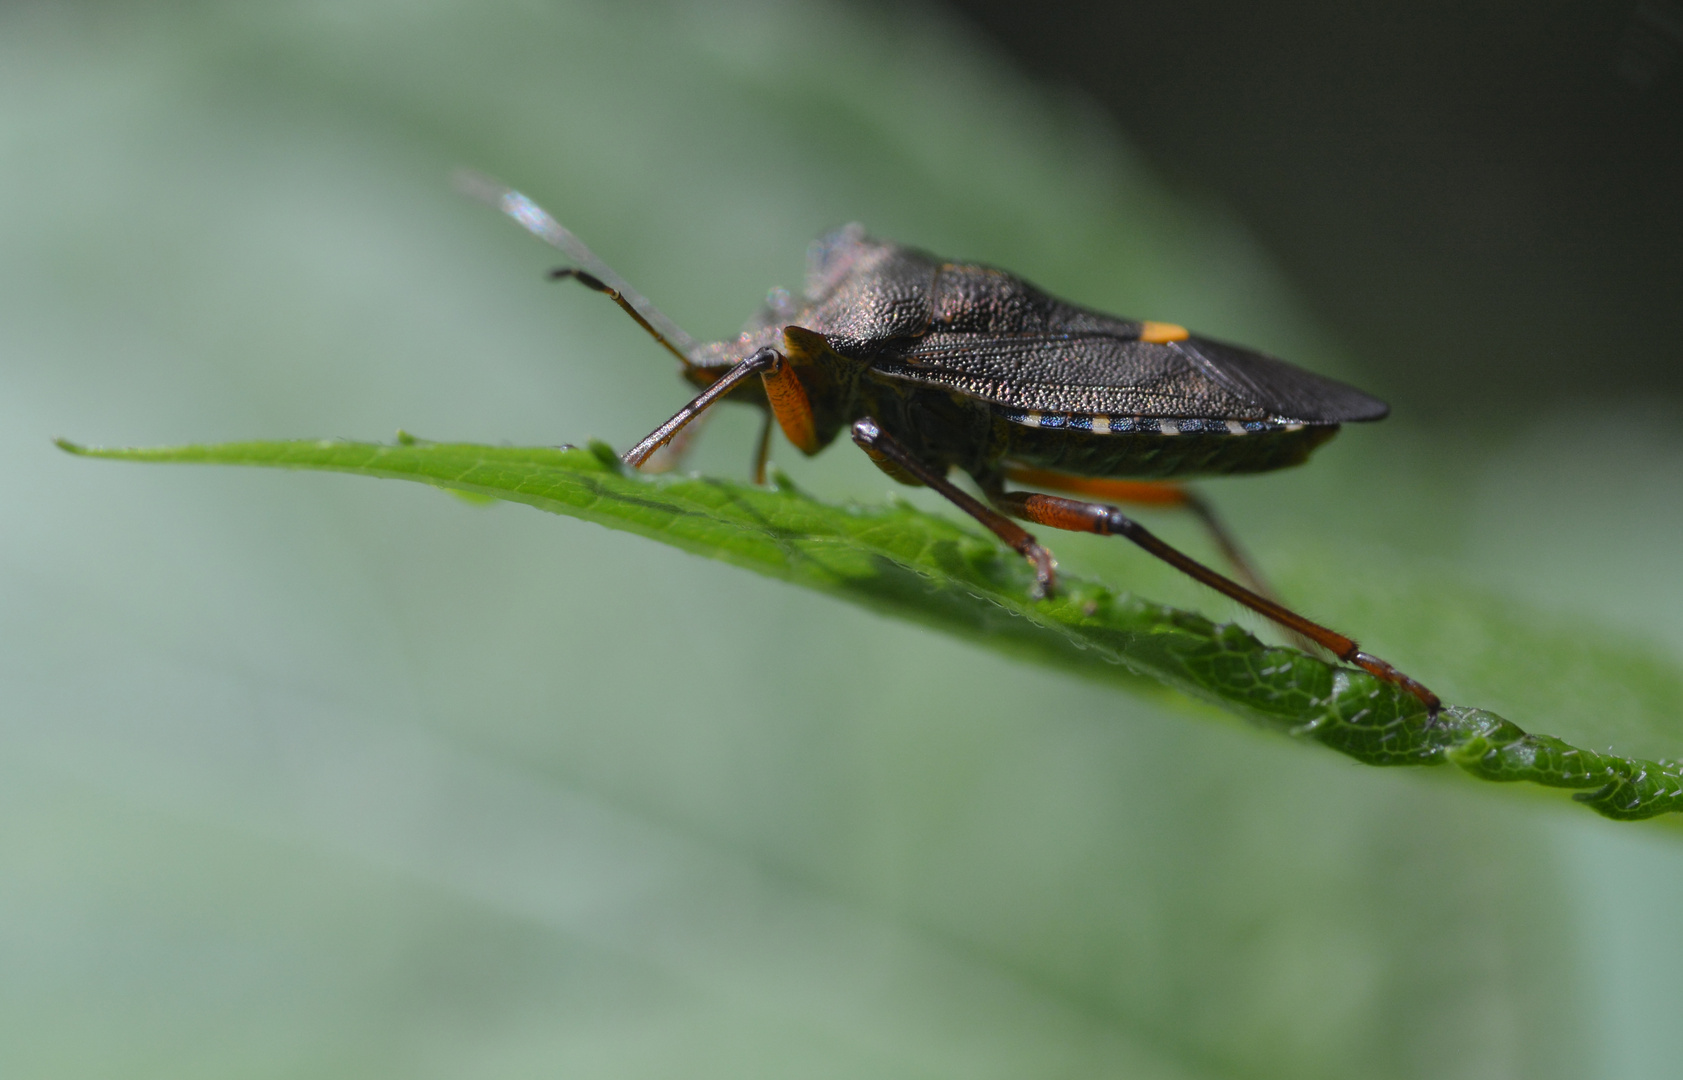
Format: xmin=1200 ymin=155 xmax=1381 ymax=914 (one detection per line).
xmin=53 ymin=437 xmax=86 ymax=455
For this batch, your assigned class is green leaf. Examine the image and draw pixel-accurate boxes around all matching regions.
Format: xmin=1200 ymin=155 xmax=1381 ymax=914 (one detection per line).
xmin=59 ymin=435 xmax=1683 ymax=822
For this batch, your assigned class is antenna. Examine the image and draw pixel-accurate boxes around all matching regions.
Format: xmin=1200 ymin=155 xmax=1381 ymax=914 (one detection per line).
xmin=454 ymin=170 xmax=699 ymax=362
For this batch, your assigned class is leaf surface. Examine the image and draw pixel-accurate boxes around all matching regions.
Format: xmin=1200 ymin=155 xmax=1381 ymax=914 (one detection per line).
xmin=60 ymin=435 xmax=1683 ymax=822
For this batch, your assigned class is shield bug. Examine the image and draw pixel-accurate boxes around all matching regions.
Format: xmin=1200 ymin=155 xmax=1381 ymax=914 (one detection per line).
xmin=460 ymin=174 xmax=1439 ymax=714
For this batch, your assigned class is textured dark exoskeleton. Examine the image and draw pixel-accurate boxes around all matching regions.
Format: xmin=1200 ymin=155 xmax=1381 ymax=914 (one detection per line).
xmin=463 ymin=175 xmax=1438 ymax=713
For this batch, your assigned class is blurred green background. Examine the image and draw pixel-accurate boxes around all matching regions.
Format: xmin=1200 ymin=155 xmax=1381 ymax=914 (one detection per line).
xmin=5 ymin=1 xmax=1683 ymax=1076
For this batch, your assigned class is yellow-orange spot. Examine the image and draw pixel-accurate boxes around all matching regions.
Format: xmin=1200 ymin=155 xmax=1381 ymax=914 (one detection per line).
xmin=1140 ymin=321 xmax=1190 ymax=343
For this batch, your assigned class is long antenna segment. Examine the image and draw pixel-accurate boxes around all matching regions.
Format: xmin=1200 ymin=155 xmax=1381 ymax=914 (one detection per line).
xmin=454 ymin=170 xmax=699 ymax=359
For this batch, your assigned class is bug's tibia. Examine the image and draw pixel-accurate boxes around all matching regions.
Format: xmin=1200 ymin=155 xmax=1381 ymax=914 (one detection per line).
xmin=1108 ymin=504 xmax=1442 ymax=716
xmin=852 ymin=420 xmax=1058 ymax=598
